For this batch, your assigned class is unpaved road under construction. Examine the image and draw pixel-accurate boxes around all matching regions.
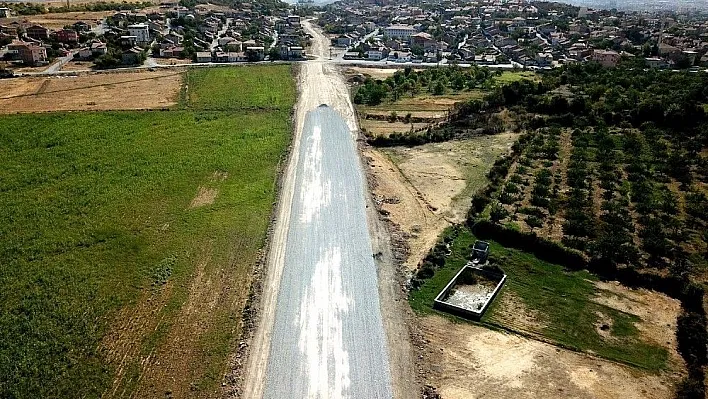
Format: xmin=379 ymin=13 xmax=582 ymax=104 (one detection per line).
xmin=242 ymin=21 xmax=397 ymax=398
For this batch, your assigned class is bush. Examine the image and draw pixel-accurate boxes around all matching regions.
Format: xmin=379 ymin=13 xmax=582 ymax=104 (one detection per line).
xmin=526 ymin=215 xmax=543 ymax=228
xmin=509 ymin=174 xmax=524 ymax=184
xmin=531 ymin=194 xmax=550 ymax=208
xmin=490 ymin=202 xmax=509 ymax=222
xmin=519 ymin=207 xmax=545 ymax=218
xmin=675 ymin=373 xmax=706 ymax=399
xmin=677 ymin=311 xmax=708 ymax=367
xmin=471 ymin=219 xmax=587 ymax=269
xmin=504 ymin=182 xmax=520 ymax=194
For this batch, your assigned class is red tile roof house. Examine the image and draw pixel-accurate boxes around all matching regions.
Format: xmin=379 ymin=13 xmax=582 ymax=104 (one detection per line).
xmin=56 ymin=29 xmax=79 ymax=43
xmin=7 ymin=40 xmax=48 ymax=65
xmin=26 ymin=25 xmax=50 ymax=41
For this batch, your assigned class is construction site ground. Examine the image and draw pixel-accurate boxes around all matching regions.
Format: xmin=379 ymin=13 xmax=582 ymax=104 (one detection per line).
xmin=365 ymin=134 xmax=517 ymax=271
xmin=419 ymin=315 xmax=678 ymax=399
xmin=58 ymin=60 xmax=96 ymax=71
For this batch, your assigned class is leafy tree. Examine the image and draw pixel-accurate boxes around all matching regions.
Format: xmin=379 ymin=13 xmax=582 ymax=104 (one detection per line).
xmin=490 ymin=202 xmax=508 ymax=223
xmin=432 ymin=80 xmax=446 ymax=95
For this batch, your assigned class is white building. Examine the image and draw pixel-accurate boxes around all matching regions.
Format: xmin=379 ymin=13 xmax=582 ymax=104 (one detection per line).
xmin=127 ymin=23 xmax=151 ymax=45
xmin=384 ymin=24 xmax=416 ymax=40
xmin=366 ymin=48 xmax=385 ymax=60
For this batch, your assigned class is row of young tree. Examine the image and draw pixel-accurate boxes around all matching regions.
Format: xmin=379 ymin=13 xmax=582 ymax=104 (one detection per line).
xmin=457 ymin=62 xmax=707 ymax=397
xmin=353 ymin=65 xmax=502 ymax=106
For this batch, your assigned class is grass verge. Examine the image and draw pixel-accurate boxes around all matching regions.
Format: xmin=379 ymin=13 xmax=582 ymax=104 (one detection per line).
xmin=410 ymin=226 xmax=669 ymax=371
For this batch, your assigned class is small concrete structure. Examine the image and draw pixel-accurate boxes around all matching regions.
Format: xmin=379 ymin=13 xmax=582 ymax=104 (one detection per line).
xmin=433 ymin=264 xmax=506 ymax=320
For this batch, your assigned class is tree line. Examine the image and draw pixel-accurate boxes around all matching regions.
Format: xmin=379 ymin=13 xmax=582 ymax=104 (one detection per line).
xmin=354 ymin=65 xmax=502 ymax=106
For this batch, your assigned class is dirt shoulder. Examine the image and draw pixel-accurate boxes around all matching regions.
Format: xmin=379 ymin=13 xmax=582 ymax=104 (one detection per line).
xmin=0 ymin=70 xmax=183 ymax=113
xmin=363 ymin=141 xmax=420 ymax=399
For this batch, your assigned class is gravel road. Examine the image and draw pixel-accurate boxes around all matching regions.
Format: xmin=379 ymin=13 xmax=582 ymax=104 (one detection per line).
xmin=262 ymin=104 xmax=393 ymax=398
xmin=242 ymin=20 xmax=396 ymax=399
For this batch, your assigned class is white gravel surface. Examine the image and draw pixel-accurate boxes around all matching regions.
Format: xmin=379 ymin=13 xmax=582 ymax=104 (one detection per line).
xmin=243 ymin=20 xmax=394 ymax=399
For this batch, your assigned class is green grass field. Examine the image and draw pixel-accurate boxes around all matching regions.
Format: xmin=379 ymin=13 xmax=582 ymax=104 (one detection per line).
xmin=493 ymin=70 xmax=538 ymax=84
xmin=0 ymin=65 xmax=296 ymax=398
xmin=185 ymin=65 xmax=296 ymax=110
xmin=410 ymin=227 xmax=668 ymax=371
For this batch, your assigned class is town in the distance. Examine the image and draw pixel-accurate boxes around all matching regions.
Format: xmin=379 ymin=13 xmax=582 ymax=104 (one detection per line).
xmin=1 ymin=0 xmax=708 ymax=72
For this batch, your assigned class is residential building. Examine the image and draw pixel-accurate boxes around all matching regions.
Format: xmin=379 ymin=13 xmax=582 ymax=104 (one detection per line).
xmin=591 ymin=49 xmax=621 ymax=67
xmin=26 ymin=25 xmax=50 ymax=41
xmin=279 ymin=45 xmax=304 ymax=59
xmin=411 ymin=32 xmax=435 ymax=48
xmin=658 ymin=42 xmax=681 ymax=58
xmin=0 ymin=7 xmax=10 ymax=18
xmin=0 ymin=25 xmax=16 ymax=35
xmin=120 ymin=36 xmax=137 ymax=47
xmin=121 ymin=47 xmax=143 ymax=64
xmin=536 ymin=52 xmax=553 ymax=67
xmin=366 ymin=48 xmax=386 ymax=60
xmin=645 ymin=57 xmax=668 ymax=68
xmin=91 ymin=41 xmax=107 ymax=56
xmin=7 ymin=41 xmax=48 ymax=65
xmin=127 ymin=23 xmax=150 ymax=45
xmin=166 ymin=31 xmax=183 ymax=45
xmin=286 ymin=15 xmax=301 ymax=27
xmin=245 ymin=46 xmax=265 ymax=61
xmin=196 ymin=51 xmax=212 ymax=62
xmin=78 ymin=47 xmax=92 ymax=59
xmin=384 ymin=24 xmax=415 ymax=40
xmin=336 ymin=35 xmax=354 ymax=47
xmin=343 ymin=51 xmax=360 ymax=60
xmin=73 ymin=21 xmax=91 ymax=32
xmin=56 ymin=29 xmax=79 ymax=43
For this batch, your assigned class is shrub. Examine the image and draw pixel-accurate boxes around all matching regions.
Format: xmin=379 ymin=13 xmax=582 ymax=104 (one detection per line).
xmin=490 ymin=202 xmax=509 ymax=222
xmin=500 ymin=191 xmax=517 ymax=205
xmin=519 ymin=207 xmax=545 ymax=218
xmin=471 ymin=219 xmax=587 ymax=268
xmin=509 ymin=174 xmax=524 ymax=184
xmin=677 ymin=311 xmax=708 ymax=367
xmin=526 ymin=215 xmax=543 ymax=228
xmin=504 ymin=182 xmax=520 ymax=194
xmin=531 ymin=194 xmax=550 ymax=208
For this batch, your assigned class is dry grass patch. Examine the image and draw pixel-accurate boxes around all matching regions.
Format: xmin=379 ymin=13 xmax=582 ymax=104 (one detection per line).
xmin=0 ymin=70 xmax=183 ymax=113
xmin=190 ymin=187 xmax=219 ymax=208
xmin=58 ymin=60 xmax=95 ymax=72
xmin=593 ymin=281 xmax=683 ymax=368
xmin=0 ymin=11 xmax=115 ymax=30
